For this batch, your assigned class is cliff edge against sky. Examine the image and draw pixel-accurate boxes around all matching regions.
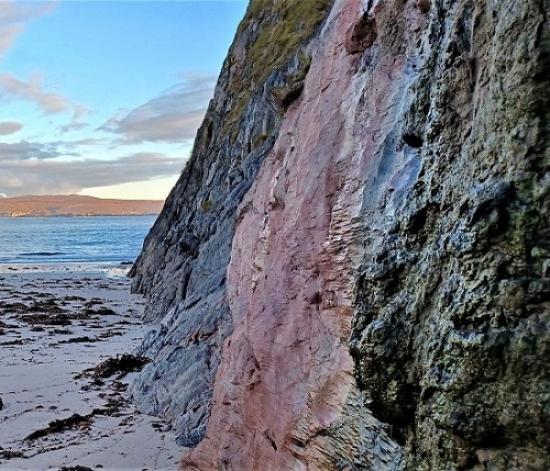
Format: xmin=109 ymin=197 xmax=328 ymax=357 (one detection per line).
xmin=131 ymin=0 xmax=549 ymax=469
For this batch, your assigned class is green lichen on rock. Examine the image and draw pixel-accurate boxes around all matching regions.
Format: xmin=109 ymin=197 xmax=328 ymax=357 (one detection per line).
xmin=199 ymin=198 xmax=213 ymax=213
xmin=350 ymin=0 xmax=550 ymax=469
xmin=223 ymin=0 xmax=332 ymax=134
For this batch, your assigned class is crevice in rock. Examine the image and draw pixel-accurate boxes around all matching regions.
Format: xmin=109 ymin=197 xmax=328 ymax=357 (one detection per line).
xmin=345 ymin=13 xmax=377 ymax=55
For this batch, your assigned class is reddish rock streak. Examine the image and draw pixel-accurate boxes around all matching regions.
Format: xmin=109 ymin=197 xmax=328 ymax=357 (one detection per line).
xmin=185 ymin=0 xmax=422 ymax=468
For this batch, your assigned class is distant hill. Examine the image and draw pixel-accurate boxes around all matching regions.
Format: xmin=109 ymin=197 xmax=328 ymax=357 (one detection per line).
xmin=0 ymin=195 xmax=164 ymax=217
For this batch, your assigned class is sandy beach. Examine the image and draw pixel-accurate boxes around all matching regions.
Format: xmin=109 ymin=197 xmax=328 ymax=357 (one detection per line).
xmin=0 ymin=265 xmax=181 ymax=471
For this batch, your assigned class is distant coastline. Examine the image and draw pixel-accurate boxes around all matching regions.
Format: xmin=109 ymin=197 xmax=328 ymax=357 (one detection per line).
xmin=0 ymin=195 xmax=164 ymax=218
xmin=0 ymin=213 xmax=160 ymax=218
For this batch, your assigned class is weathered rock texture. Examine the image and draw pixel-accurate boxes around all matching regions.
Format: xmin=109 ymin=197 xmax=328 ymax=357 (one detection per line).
xmin=350 ymin=0 xmax=550 ymax=468
xmin=131 ymin=0 xmax=549 ymax=469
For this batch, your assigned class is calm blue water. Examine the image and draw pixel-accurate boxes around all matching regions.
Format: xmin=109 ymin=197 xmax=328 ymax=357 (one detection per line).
xmin=0 ymin=216 xmax=156 ymax=265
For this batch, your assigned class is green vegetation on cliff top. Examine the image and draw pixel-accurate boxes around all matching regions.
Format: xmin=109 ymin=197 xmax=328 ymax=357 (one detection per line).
xmin=224 ymin=0 xmax=332 ymax=133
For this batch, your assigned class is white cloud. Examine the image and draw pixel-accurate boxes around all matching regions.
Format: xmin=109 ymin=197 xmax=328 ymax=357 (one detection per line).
xmin=0 ymin=152 xmax=183 ymax=196
xmin=0 ymin=73 xmax=88 ymax=119
xmin=0 ymin=121 xmax=22 ymax=135
xmin=0 ymin=2 xmax=87 ymax=131
xmin=100 ymin=75 xmax=216 ymax=144
xmin=0 ymin=140 xmax=66 ymax=160
xmin=0 ymin=1 xmax=55 ymax=58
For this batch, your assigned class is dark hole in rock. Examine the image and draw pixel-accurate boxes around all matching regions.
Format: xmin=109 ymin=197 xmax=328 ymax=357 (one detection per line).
xmin=416 ymin=0 xmax=431 ymax=14
xmin=206 ymin=120 xmax=213 ymax=142
xmin=345 ymin=13 xmax=377 ymax=55
xmin=309 ymin=291 xmax=322 ymax=305
xmin=281 ymin=83 xmax=305 ymax=109
xmin=406 ymin=206 xmax=429 ymax=234
xmin=403 ymin=132 xmax=423 ymax=148
xmin=272 ymin=82 xmax=305 ymax=110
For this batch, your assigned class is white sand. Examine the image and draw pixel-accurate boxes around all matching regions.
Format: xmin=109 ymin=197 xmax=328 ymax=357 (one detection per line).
xmin=0 ymin=265 xmax=182 ymax=471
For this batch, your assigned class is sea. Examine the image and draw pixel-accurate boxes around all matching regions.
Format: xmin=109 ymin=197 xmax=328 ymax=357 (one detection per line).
xmin=0 ymin=215 xmax=156 ymax=265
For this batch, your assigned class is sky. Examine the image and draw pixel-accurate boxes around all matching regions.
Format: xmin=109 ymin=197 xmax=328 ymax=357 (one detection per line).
xmin=0 ymin=0 xmax=248 ymax=200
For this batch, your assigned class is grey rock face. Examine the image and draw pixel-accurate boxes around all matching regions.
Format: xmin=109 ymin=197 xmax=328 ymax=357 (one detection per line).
xmin=351 ymin=0 xmax=550 ymax=468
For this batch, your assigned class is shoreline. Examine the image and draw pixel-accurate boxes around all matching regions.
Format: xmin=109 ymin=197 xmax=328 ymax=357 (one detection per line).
xmin=0 ymin=262 xmax=134 ymax=276
xmin=0 ymin=264 xmax=181 ymax=470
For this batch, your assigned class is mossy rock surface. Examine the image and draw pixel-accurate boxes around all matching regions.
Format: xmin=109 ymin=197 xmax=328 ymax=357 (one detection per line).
xmin=223 ymin=0 xmax=332 ymax=134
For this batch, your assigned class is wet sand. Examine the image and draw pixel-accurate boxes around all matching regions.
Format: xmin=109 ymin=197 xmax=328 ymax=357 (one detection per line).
xmin=0 ymin=265 xmax=181 ymax=471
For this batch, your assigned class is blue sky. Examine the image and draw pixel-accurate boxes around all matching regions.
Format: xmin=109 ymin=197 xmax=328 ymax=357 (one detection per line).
xmin=0 ymin=0 xmax=248 ymax=199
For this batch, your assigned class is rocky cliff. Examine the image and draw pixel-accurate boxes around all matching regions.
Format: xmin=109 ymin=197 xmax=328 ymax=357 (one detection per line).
xmin=131 ymin=0 xmax=549 ymax=469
